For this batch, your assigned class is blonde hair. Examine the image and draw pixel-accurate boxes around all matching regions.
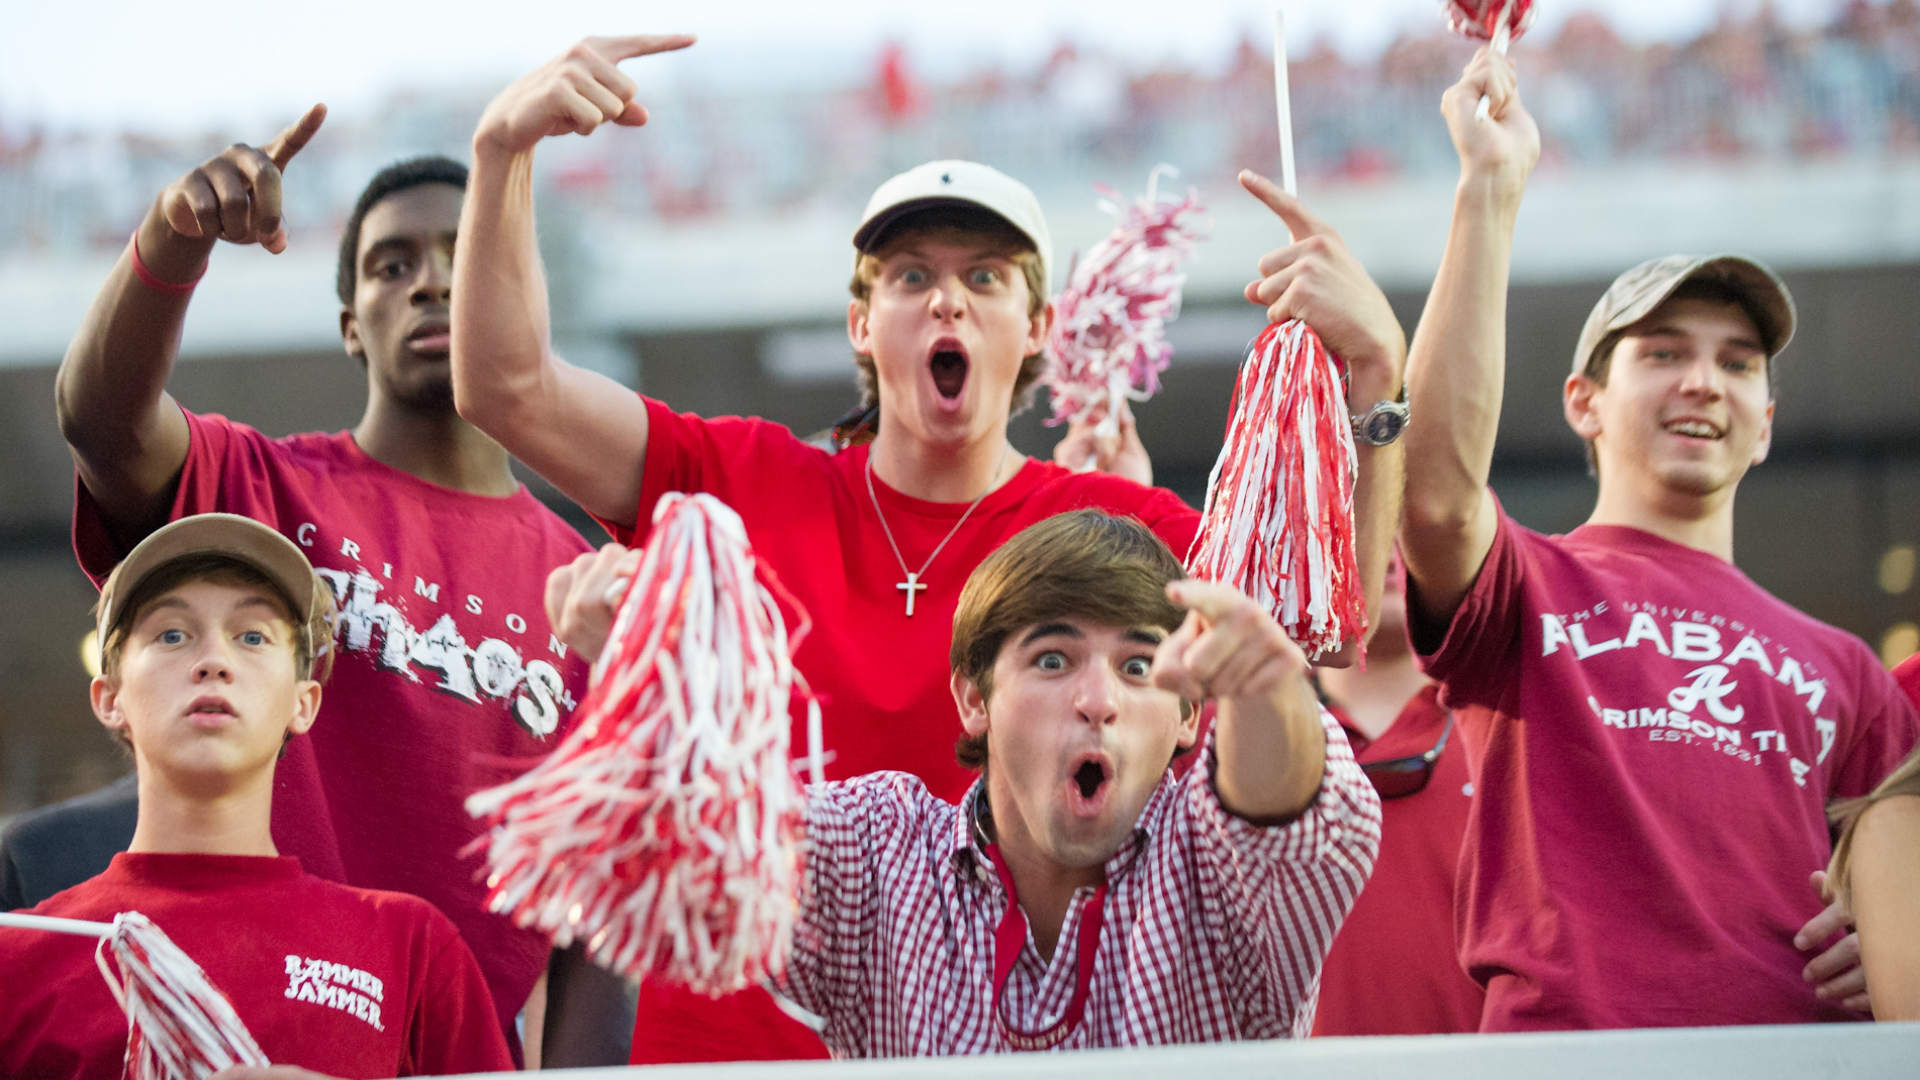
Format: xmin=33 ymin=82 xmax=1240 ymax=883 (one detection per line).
xmin=847 ymin=206 xmax=1049 ymax=421
xmin=1826 ymin=745 xmax=1920 ymax=907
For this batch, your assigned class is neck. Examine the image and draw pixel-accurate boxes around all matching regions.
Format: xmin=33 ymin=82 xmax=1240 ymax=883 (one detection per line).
xmin=127 ymin=767 xmax=279 ymax=857
xmin=983 ymin=788 xmax=1102 ymax=962
xmin=1586 ymin=477 xmax=1737 ymax=561
xmin=868 ymin=424 xmax=1017 ymax=504
xmin=1318 ymin=641 xmax=1429 ymax=741
xmin=354 ymin=394 xmax=518 ymax=496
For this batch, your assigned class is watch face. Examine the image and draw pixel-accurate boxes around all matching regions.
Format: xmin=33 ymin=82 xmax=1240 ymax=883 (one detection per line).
xmin=1363 ymin=410 xmax=1405 ymax=445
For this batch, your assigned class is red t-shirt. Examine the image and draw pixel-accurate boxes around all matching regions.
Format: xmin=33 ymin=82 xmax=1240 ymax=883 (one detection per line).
xmin=0 ymin=853 xmax=511 ymax=1078
xmin=1895 ymin=653 xmax=1920 ymax=712
xmin=1313 ymin=684 xmax=1484 ymax=1036
xmin=72 ymin=409 xmax=594 ymax=1050
xmin=1417 ymin=507 xmax=1920 ymax=1031
xmin=604 ymin=399 xmax=1201 ymax=1062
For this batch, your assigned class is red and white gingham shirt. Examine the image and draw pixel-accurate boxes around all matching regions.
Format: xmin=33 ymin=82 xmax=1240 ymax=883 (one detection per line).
xmin=776 ymin=710 xmax=1381 ymax=1055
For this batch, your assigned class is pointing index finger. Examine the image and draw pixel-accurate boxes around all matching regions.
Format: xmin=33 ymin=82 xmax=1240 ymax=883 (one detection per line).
xmin=589 ymin=33 xmax=697 ymax=62
xmin=1166 ymin=579 xmax=1252 ymax=624
xmin=263 ymin=103 xmax=327 ymax=171
xmin=1239 ymin=169 xmax=1327 ymax=243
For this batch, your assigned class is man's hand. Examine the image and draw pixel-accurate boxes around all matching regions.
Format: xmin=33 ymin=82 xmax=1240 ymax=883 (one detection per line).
xmin=1798 ymin=869 xmax=1871 ymax=1013
xmin=1238 ymin=171 xmax=1406 ymax=408
xmin=1442 ymin=47 xmax=1541 ymax=197
xmin=474 ymin=35 xmax=695 ymax=159
xmin=1052 ymin=400 xmax=1152 ymax=486
xmin=154 ymin=104 xmax=326 ymax=258
xmin=209 ymin=1068 xmax=339 ymax=1080
xmin=545 ymin=543 xmax=643 ymax=664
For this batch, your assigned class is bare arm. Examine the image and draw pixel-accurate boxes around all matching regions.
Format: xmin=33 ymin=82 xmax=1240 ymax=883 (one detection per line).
xmin=55 ymin=107 xmax=325 ymax=545
xmin=1154 ymin=579 xmax=1323 ymax=820
xmin=453 ymin=35 xmax=692 ymax=529
xmin=1400 ymin=49 xmax=1540 ymax=638
xmin=1847 ymin=796 xmax=1920 ymax=1020
xmin=1237 ymin=172 xmax=1407 ymax=659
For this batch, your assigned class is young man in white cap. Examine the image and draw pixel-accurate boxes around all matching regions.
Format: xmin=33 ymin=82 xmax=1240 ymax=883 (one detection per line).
xmin=0 ymin=514 xmax=511 ymax=1078
xmin=453 ymin=33 xmax=1407 ymax=1060
xmin=1397 ymin=49 xmax=1919 ymax=1030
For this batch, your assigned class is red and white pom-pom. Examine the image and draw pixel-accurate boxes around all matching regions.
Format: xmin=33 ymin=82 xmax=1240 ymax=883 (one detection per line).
xmin=466 ymin=493 xmax=815 ymax=996
xmin=96 ymin=911 xmax=271 ymax=1079
xmin=1443 ymin=0 xmax=1537 ymax=45
xmin=1187 ymin=320 xmax=1364 ymax=660
xmin=1043 ymin=165 xmax=1207 ymax=443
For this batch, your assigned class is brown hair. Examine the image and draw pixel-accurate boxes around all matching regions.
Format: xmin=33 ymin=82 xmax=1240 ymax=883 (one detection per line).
xmin=949 ymin=510 xmax=1188 ymax=769
xmin=1577 ymin=277 xmax=1780 ymax=477
xmin=1826 ymin=745 xmax=1920 ymax=908
xmin=845 ymin=205 xmax=1049 ymax=439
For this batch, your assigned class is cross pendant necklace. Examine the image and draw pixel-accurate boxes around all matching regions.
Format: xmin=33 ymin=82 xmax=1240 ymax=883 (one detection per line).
xmin=865 ymin=445 xmax=1012 ymax=617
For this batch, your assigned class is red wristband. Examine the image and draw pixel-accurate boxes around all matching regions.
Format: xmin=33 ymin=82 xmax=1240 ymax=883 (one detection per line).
xmin=128 ymin=232 xmax=205 ymax=294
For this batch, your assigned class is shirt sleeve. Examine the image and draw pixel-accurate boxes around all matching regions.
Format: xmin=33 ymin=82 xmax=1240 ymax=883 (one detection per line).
xmin=1413 ymin=496 xmax=1529 ymax=707
xmin=1181 ymin=709 xmax=1381 ymax=1036
xmin=1829 ymin=649 xmax=1920 ymax=800
xmin=71 ymin=406 xmax=260 ymax=585
xmin=404 ymin=913 xmax=515 ymax=1076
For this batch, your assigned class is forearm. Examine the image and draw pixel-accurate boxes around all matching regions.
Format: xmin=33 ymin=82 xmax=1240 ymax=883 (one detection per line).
xmin=1213 ymin=678 xmax=1328 ymax=822
xmin=55 ymin=205 xmax=204 ymax=457
xmin=1402 ymin=176 xmax=1517 ymax=532
xmin=451 ymin=144 xmax=554 ymax=431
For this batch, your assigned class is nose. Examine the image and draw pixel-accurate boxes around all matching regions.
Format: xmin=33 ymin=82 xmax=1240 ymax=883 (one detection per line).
xmin=191 ymin=645 xmax=234 ymax=684
xmin=1073 ymin=664 xmax=1120 ymax=727
xmin=1676 ymin=355 xmax=1724 ymax=399
xmin=927 ymin=274 xmax=966 ymax=322
xmin=411 ymin=248 xmax=453 ymax=305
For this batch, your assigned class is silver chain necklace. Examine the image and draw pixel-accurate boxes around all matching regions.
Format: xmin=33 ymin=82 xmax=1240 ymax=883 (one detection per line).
xmin=864 ymin=445 xmax=1013 ymax=616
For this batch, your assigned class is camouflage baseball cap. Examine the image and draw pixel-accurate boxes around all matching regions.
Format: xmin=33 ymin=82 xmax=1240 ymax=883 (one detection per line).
xmin=1572 ymin=254 xmax=1796 ymax=376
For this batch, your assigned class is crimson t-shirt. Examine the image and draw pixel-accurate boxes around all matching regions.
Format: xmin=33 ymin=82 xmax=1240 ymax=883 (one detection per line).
xmin=604 ymin=398 xmax=1201 ymax=1062
xmin=1417 ymin=505 xmax=1920 ymax=1031
xmin=1896 ymin=653 xmax=1920 ymax=711
xmin=1313 ymin=684 xmax=1484 ymax=1036
xmin=72 ymin=409 xmax=594 ymax=1049
xmin=0 ymin=853 xmax=511 ymax=1078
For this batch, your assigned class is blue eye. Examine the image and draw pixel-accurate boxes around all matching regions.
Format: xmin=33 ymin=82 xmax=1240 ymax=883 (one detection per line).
xmin=1122 ymin=657 xmax=1153 ymax=678
xmin=1036 ymin=652 xmax=1067 ymax=672
xmin=899 ymin=267 xmax=927 ymax=286
xmin=240 ymin=630 xmax=268 ymax=646
xmin=970 ymin=267 xmax=1000 ymax=287
xmin=158 ymin=629 xmax=185 ymax=645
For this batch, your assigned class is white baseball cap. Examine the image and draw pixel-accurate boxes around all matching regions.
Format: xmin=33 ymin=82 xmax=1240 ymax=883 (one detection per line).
xmin=852 ymin=160 xmax=1052 ymax=294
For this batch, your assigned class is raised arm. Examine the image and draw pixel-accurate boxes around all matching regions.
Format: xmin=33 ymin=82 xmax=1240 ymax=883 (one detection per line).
xmin=1399 ymin=48 xmax=1540 ymax=637
xmin=453 ymin=34 xmax=692 ymax=529
xmin=1238 ymin=173 xmax=1407 ymax=655
xmin=55 ymin=106 xmax=325 ymax=544
xmin=1154 ymin=579 xmax=1324 ymax=819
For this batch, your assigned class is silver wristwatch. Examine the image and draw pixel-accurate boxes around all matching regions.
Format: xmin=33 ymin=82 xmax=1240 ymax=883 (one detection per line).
xmin=1351 ymin=385 xmax=1410 ymax=446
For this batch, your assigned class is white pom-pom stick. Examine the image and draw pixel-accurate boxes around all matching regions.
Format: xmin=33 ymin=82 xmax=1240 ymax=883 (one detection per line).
xmin=466 ymin=493 xmax=818 ymax=996
xmin=1042 ymin=165 xmax=1207 ymax=465
xmin=1188 ymin=7 xmax=1365 ymax=659
xmin=0 ymin=909 xmax=271 ymax=1080
xmin=1441 ymin=0 xmax=1537 ymax=120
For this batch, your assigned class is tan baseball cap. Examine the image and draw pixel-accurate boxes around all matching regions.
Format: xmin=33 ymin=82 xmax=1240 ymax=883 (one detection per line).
xmin=852 ymin=159 xmax=1052 ymax=294
xmin=1572 ymin=254 xmax=1796 ymax=376
xmin=97 ymin=513 xmax=329 ymax=650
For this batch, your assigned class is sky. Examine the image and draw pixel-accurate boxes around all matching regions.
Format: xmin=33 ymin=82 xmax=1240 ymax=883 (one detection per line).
xmin=1 ymin=0 xmax=1861 ymax=135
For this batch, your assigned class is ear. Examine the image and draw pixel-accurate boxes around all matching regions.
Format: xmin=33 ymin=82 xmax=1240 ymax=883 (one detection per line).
xmin=847 ymin=298 xmax=872 ymax=356
xmin=1173 ymin=697 xmax=1201 ymax=752
xmin=90 ymin=675 xmax=127 ymax=735
xmin=952 ymin=669 xmax=990 ymax=739
xmin=287 ymin=679 xmax=323 ymax=738
xmin=340 ymin=306 xmax=364 ymax=361
xmin=1025 ymin=298 xmax=1055 ymax=357
xmin=1751 ymin=397 xmax=1775 ymax=466
xmin=1564 ymin=372 xmax=1603 ymax=441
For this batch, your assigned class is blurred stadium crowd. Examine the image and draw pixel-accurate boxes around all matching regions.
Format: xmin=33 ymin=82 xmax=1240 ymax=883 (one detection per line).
xmin=2 ymin=1 xmax=1917 ymax=257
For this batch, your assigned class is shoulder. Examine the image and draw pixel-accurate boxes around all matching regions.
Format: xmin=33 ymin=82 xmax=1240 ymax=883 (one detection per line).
xmin=1853 ymin=794 xmax=1920 ymax=857
xmin=1018 ymin=462 xmax=1196 ymax=524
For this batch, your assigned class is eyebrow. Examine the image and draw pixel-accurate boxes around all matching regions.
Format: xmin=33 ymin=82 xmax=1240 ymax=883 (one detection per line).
xmin=136 ymin=595 xmax=287 ymax=624
xmin=360 ymin=231 xmax=454 ymax=267
xmin=1635 ymin=326 xmax=1766 ymax=353
xmin=1017 ymin=623 xmax=1166 ymax=648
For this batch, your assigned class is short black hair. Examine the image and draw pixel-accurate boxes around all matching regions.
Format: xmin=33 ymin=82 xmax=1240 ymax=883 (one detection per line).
xmin=335 ymin=156 xmax=469 ymax=306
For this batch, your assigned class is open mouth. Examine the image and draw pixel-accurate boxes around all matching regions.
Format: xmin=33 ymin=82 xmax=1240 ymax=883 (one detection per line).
xmin=1067 ymin=752 xmax=1114 ymax=810
xmin=928 ymin=338 xmax=969 ymax=401
xmin=1663 ymin=418 xmax=1725 ymax=441
xmin=187 ymin=696 xmax=237 ymax=725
